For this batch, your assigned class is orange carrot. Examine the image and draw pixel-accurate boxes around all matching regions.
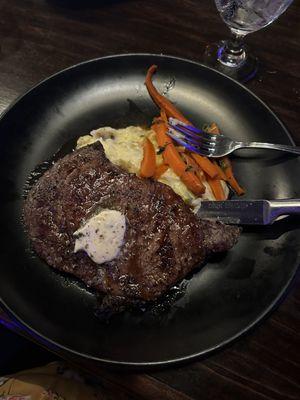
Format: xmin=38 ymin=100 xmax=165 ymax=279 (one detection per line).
xmin=152 ymin=119 xmax=187 ymax=177
xmin=207 ymin=122 xmax=220 ymax=134
xmin=140 ymin=138 xmax=156 ymax=178
xmin=206 ymin=176 xmax=226 ymax=201
xmin=146 ymin=66 xmax=219 ymax=185
xmin=145 ymin=65 xmax=190 ymax=124
xmin=213 ymin=160 xmax=227 ymax=181
xmin=153 ymin=117 xmax=173 ymax=148
xmin=166 ymin=146 xmax=206 ymax=195
xmin=207 ymin=122 xmax=245 ymax=195
xmin=184 ymin=150 xmax=225 ymax=200
xmin=182 ymin=153 xmax=206 ymax=183
xmin=219 ymin=158 xmax=245 ymax=195
xmin=181 ymin=171 xmax=206 ymax=195
xmin=154 ymin=164 xmax=169 ymax=179
xmin=146 ymin=67 xmax=237 ymax=197
xmin=163 ymin=145 xmax=187 ymax=176
xmin=227 ymin=175 xmax=245 ymax=196
xmin=181 ymin=153 xmax=197 ymax=170
xmin=191 ymin=153 xmax=219 ymax=179
xmin=152 ymin=119 xmax=205 ymax=195
xmin=160 ymin=108 xmax=168 ymax=124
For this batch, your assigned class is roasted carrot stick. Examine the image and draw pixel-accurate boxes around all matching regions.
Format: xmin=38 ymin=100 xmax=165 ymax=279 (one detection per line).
xmin=191 ymin=153 xmax=219 ymax=179
xmin=145 ymin=65 xmax=190 ymax=124
xmin=183 ymin=148 xmax=224 ymax=199
xmin=182 ymin=153 xmax=206 ymax=182
xmin=181 ymin=153 xmax=197 ymax=171
xmin=146 ymin=67 xmax=240 ymax=197
xmin=152 ymin=119 xmax=205 ymax=195
xmin=154 ymin=164 xmax=169 ymax=179
xmin=181 ymin=170 xmax=206 ymax=195
xmin=213 ymin=160 xmax=227 ymax=181
xmin=163 ymin=145 xmax=187 ymax=176
xmin=153 ymin=117 xmax=173 ymax=148
xmin=160 ymin=108 xmax=168 ymax=124
xmin=166 ymin=146 xmax=206 ymax=195
xmin=184 ymin=152 xmax=225 ymax=199
xmin=185 ymin=153 xmax=227 ymax=199
xmin=207 ymin=122 xmax=220 ymax=134
xmin=219 ymin=158 xmax=245 ymax=195
xmin=152 ymin=119 xmax=187 ymax=177
xmin=207 ymin=123 xmax=245 ymax=195
xmin=206 ymin=176 xmax=226 ymax=201
xmin=140 ymin=138 xmax=156 ymax=178
xmin=146 ymin=67 xmax=219 ymax=185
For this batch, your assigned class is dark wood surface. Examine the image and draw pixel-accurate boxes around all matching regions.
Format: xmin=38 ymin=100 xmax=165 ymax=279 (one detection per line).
xmin=0 ymin=0 xmax=300 ymax=399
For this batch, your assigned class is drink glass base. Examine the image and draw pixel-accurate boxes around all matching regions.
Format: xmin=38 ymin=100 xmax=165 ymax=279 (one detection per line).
xmin=203 ymin=41 xmax=258 ymax=83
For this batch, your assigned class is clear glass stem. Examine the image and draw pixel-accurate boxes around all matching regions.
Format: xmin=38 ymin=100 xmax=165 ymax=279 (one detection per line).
xmin=218 ymin=32 xmax=247 ymax=68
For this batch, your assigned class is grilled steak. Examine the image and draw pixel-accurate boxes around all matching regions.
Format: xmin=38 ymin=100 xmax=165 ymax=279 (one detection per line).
xmin=24 ymin=142 xmax=240 ymax=305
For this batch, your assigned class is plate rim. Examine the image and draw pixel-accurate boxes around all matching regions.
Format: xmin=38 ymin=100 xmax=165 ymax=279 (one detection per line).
xmin=0 ymin=52 xmax=295 ymax=146
xmin=0 ymin=53 xmax=298 ymax=368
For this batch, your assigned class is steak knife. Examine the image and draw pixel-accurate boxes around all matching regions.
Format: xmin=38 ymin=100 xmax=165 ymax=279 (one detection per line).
xmin=196 ymin=199 xmax=300 ymax=225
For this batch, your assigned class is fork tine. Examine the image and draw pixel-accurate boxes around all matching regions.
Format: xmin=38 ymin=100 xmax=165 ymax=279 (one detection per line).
xmin=167 ymin=131 xmax=187 ymax=148
xmin=177 ymin=125 xmax=216 ymax=143
xmin=168 ymin=125 xmax=215 ymax=145
xmin=190 ymin=138 xmax=216 ymax=150
xmin=182 ymin=141 xmax=214 ymax=156
xmin=183 ymin=135 xmax=217 ymax=150
xmin=179 ymin=125 xmax=216 ymax=141
xmin=167 ymin=131 xmax=214 ymax=156
xmin=168 ymin=118 xmax=217 ymax=141
xmin=168 ymin=128 xmax=214 ymax=147
xmin=184 ymin=144 xmax=213 ymax=156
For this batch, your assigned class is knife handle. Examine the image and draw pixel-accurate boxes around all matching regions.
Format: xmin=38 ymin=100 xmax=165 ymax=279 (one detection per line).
xmin=268 ymin=199 xmax=300 ymax=223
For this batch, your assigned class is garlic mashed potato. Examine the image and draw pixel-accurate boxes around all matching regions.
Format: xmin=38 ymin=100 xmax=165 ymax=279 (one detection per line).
xmin=76 ymin=126 xmax=228 ymax=207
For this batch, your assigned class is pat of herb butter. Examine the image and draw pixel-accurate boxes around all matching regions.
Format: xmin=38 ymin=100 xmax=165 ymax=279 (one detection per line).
xmin=74 ymin=209 xmax=126 ymax=264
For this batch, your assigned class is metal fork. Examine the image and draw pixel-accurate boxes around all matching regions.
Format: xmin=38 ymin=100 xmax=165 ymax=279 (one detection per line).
xmin=168 ymin=118 xmax=300 ymax=158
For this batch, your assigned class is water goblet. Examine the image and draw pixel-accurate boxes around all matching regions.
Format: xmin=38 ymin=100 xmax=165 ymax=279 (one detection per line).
xmin=204 ymin=0 xmax=293 ymax=82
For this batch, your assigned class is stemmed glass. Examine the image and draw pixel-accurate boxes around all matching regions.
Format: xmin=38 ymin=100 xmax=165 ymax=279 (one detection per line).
xmin=204 ymin=0 xmax=294 ymax=82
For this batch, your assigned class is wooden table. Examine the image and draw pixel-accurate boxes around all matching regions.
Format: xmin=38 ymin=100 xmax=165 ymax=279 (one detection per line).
xmin=1 ymin=1 xmax=299 ymax=399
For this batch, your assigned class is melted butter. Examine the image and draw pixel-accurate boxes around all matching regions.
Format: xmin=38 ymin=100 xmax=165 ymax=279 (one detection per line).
xmin=74 ymin=209 xmax=126 ymax=264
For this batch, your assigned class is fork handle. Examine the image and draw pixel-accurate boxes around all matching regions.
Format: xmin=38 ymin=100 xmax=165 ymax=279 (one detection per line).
xmin=236 ymin=142 xmax=300 ymax=155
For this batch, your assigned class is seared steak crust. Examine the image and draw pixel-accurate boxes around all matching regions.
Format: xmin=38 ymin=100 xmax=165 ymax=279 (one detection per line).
xmin=24 ymin=142 xmax=239 ymax=302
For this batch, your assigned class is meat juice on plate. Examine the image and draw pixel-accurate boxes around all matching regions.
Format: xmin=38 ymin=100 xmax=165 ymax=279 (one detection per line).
xmin=215 ymin=0 xmax=293 ymax=34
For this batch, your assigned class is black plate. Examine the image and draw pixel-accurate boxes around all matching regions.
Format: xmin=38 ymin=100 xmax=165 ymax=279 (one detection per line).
xmin=0 ymin=54 xmax=299 ymax=368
